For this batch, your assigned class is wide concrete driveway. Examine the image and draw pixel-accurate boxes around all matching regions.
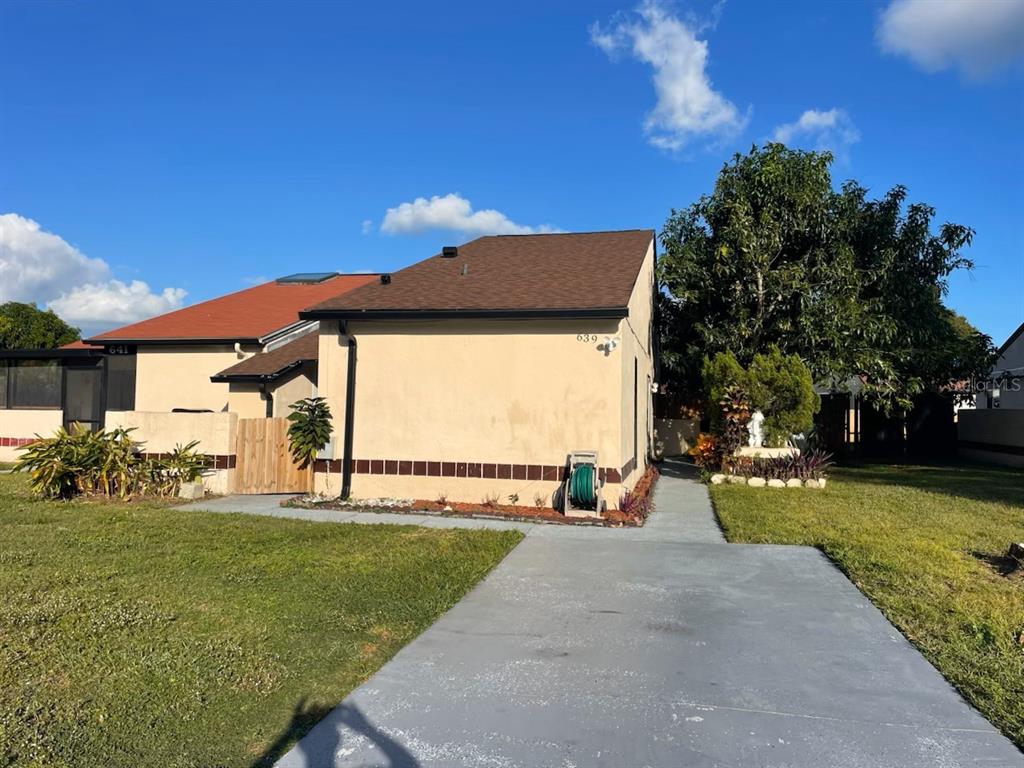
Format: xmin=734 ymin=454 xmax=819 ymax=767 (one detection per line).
xmin=189 ymin=464 xmax=1024 ymax=767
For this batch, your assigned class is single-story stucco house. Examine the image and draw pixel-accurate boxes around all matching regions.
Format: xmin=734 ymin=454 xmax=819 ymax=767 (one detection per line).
xmin=958 ymin=320 xmax=1024 ymax=467
xmin=3 ymin=229 xmax=657 ymax=508
xmin=300 ymin=229 xmax=657 ymax=509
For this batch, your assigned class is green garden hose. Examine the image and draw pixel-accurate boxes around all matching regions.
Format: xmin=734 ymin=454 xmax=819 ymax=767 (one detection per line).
xmin=569 ymin=464 xmax=596 ymax=508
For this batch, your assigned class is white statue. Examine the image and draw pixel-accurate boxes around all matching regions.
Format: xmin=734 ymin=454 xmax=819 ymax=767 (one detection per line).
xmin=748 ymin=410 xmax=765 ymax=448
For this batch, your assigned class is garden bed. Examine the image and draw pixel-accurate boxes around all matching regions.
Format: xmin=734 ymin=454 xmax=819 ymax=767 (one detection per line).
xmin=284 ymin=465 xmax=660 ymax=527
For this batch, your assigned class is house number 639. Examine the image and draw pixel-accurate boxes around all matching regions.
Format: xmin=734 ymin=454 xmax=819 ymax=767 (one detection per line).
xmin=577 ymin=334 xmax=597 ymax=343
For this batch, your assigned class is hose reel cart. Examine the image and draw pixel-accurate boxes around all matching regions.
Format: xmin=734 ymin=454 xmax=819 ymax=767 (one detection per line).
xmin=562 ymin=450 xmax=605 ymax=518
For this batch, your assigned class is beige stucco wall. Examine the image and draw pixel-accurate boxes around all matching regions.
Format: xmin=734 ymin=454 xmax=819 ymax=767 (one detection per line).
xmin=135 ymin=345 xmax=258 ymax=413
xmin=317 ymin=315 xmax=631 ymax=507
xmin=227 ymin=368 xmax=316 ymax=419
xmin=227 ymin=384 xmax=266 ymax=419
xmin=958 ymin=408 xmax=1024 ymax=468
xmin=272 ymin=368 xmax=316 ymax=416
xmin=0 ymin=409 xmax=64 ymax=462
xmin=105 ymin=410 xmax=238 ymax=493
xmin=617 ymin=240 xmax=656 ymax=487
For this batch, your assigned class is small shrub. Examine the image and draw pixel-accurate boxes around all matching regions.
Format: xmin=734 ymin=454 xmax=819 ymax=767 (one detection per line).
xmin=507 ymin=493 xmax=519 ymax=506
xmin=481 ymin=492 xmax=499 ymax=507
xmin=436 ymin=492 xmax=448 ymax=506
xmin=688 ymin=432 xmax=721 ymax=472
xmin=747 ymin=346 xmax=820 ymax=447
xmin=533 ymin=492 xmax=546 ymax=508
xmin=733 ymin=450 xmax=833 ymax=482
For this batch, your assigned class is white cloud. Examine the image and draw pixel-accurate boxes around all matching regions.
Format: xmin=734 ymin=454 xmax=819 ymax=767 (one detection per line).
xmin=877 ymin=0 xmax=1024 ymax=78
xmin=380 ymin=193 xmax=560 ymax=236
xmin=0 ymin=212 xmax=186 ymax=330
xmin=772 ymin=108 xmax=860 ymax=158
xmin=590 ymin=0 xmax=748 ymax=151
xmin=361 ymin=219 xmax=373 ymax=235
xmin=49 ymin=281 xmax=186 ymax=325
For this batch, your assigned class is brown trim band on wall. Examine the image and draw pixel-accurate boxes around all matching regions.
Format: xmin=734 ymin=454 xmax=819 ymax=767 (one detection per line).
xmin=140 ymin=452 xmax=237 ymax=469
xmin=314 ymin=458 xmax=629 ymax=484
xmin=958 ymin=440 xmax=1024 ymax=457
xmin=0 ymin=437 xmax=38 ymax=447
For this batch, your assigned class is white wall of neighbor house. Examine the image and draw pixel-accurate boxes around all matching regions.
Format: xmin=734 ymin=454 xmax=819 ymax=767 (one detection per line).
xmin=106 ymin=410 xmax=238 ymax=493
xmin=316 ymin=314 xmax=634 ymax=507
xmin=980 ymin=332 xmax=1024 ymax=410
xmin=0 ymin=409 xmax=64 ymax=462
xmin=134 ymin=345 xmax=260 ymax=412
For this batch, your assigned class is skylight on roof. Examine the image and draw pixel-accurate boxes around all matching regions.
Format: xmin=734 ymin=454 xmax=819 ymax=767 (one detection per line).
xmin=276 ymin=272 xmax=339 ymax=284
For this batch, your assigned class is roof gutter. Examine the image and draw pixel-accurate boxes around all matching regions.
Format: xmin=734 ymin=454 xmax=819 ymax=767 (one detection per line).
xmin=209 ymin=359 xmax=307 ymax=384
xmin=84 ymin=337 xmax=261 ymax=347
xmin=299 ymin=307 xmax=629 ymax=321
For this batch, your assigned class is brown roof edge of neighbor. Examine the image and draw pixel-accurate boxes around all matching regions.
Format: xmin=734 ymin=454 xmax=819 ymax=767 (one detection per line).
xmin=210 ymin=332 xmax=319 ymax=382
xmin=85 ymin=273 xmax=380 ymax=344
xmin=299 ymin=229 xmax=655 ymax=318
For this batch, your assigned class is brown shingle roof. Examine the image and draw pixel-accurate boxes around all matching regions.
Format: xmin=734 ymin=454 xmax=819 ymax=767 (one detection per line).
xmin=302 ymin=230 xmax=654 ymax=319
xmin=211 ymin=332 xmax=319 ymax=382
xmin=87 ymin=274 xmax=378 ymax=343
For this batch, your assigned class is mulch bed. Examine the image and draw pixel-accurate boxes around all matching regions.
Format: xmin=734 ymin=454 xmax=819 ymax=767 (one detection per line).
xmin=285 ymin=464 xmax=661 ymax=527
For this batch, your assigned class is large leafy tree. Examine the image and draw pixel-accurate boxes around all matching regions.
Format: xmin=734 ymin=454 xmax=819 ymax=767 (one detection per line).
xmin=0 ymin=302 xmax=80 ymax=349
xmin=658 ymin=144 xmax=994 ymax=412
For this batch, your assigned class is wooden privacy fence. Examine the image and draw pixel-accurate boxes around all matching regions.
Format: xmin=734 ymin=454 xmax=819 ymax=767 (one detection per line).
xmin=234 ymin=417 xmax=310 ymax=494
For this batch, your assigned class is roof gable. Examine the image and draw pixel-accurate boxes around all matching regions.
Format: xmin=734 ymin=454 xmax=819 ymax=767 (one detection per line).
xmin=302 ymin=230 xmax=654 ymax=319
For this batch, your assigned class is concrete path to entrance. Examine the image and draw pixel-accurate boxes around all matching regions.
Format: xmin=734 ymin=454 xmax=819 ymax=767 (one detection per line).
xmin=185 ymin=461 xmax=1024 ymax=767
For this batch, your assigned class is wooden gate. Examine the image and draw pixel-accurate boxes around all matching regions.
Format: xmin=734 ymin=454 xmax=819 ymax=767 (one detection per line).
xmin=234 ymin=417 xmax=311 ymax=494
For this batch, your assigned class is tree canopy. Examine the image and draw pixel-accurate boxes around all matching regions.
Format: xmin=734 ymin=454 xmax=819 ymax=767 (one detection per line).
xmin=0 ymin=302 xmax=80 ymax=350
xmin=657 ymin=144 xmax=994 ymax=412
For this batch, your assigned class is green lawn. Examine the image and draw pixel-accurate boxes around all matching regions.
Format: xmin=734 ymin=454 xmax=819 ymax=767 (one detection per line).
xmin=710 ymin=462 xmax=1024 ymax=750
xmin=0 ymin=473 xmax=521 ymax=768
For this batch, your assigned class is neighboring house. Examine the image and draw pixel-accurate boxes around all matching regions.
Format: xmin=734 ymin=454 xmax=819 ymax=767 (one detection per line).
xmin=300 ymin=230 xmax=657 ymax=509
xmin=83 ymin=273 xmax=377 ymax=412
xmin=0 ymin=273 xmax=376 ymax=463
xmin=958 ymin=321 xmax=1024 ymax=467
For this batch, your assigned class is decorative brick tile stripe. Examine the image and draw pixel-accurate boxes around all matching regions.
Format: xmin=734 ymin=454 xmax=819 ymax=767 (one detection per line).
xmin=140 ymin=452 xmax=237 ymax=469
xmin=314 ymin=458 xmax=627 ymax=484
xmin=0 ymin=437 xmax=37 ymax=447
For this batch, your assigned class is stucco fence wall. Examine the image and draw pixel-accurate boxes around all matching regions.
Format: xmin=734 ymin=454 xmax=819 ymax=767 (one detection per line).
xmin=106 ymin=411 xmax=238 ymax=493
xmin=655 ymin=417 xmax=700 ymax=457
xmin=0 ymin=409 xmax=64 ymax=462
xmin=957 ymin=409 xmax=1024 ymax=468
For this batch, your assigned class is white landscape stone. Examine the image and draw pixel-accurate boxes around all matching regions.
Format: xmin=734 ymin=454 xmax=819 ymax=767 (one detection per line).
xmin=728 ymin=475 xmax=747 ymax=484
xmin=767 ymin=479 xmax=786 ymax=488
xmin=786 ymin=478 xmax=803 ymax=488
xmin=818 ymin=478 xmax=828 ymax=488
xmin=804 ymin=479 xmax=820 ymax=489
xmin=710 ymin=474 xmax=726 ymax=485
xmin=747 ymin=477 xmax=766 ymax=488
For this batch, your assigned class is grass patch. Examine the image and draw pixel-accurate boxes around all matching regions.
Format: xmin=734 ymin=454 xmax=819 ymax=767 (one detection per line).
xmin=710 ymin=462 xmax=1024 ymax=750
xmin=0 ymin=473 xmax=521 ymax=767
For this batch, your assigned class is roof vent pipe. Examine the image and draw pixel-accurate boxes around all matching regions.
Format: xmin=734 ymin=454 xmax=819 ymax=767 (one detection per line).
xmin=442 ymin=246 xmax=458 ymax=258
xmin=380 ymin=273 xmax=391 ymax=284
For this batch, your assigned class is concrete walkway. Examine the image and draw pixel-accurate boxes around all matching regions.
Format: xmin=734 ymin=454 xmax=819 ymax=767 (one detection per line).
xmin=186 ymin=464 xmax=1024 ymax=767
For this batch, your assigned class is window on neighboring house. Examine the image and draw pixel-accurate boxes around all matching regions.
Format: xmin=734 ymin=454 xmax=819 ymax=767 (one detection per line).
xmin=105 ymin=354 xmax=137 ymax=411
xmin=9 ymin=360 xmax=61 ymax=409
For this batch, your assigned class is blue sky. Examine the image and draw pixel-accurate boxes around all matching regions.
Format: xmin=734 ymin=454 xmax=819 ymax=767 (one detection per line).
xmin=1 ymin=0 xmax=1021 ymax=342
